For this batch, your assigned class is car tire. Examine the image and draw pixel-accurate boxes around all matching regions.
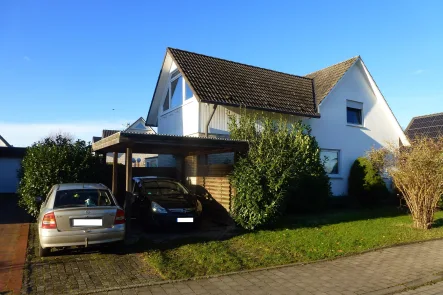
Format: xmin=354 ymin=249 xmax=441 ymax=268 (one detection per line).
xmin=39 ymin=244 xmax=50 ymax=257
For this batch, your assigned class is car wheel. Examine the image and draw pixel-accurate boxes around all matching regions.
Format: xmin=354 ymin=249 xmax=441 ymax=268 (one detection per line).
xmin=39 ymin=244 xmax=50 ymax=257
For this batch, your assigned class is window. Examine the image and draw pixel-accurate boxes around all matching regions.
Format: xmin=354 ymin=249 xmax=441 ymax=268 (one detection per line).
xmin=161 ymin=70 xmax=194 ymax=113
xmin=346 ymin=100 xmax=363 ymax=125
xmin=163 ymin=89 xmax=169 ymax=111
xmin=185 ymin=82 xmax=193 ymax=100
xmin=320 ymin=149 xmax=339 ymax=175
xmin=54 ymin=189 xmax=115 ymax=208
xmin=170 ymin=76 xmax=183 ymax=108
xmin=141 ymin=180 xmax=189 ymax=196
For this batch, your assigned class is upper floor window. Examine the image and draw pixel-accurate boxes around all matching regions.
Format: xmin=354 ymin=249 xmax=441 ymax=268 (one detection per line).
xmin=162 ymin=70 xmax=194 ymax=112
xmin=346 ymin=100 xmax=363 ymax=125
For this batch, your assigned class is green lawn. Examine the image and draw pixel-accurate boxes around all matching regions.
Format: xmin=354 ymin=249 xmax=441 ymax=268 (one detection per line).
xmin=143 ymin=208 xmax=443 ymax=280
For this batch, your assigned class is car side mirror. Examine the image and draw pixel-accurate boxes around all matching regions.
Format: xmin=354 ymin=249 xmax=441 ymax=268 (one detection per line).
xmin=35 ymin=196 xmax=43 ymax=204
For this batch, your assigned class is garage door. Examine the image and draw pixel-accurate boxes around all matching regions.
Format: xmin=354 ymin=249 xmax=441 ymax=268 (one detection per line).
xmin=0 ymin=158 xmax=22 ymax=193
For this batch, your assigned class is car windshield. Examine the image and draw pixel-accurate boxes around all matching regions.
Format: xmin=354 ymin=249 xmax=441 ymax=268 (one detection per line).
xmin=53 ymin=189 xmax=115 ymax=208
xmin=141 ymin=180 xmax=188 ymax=196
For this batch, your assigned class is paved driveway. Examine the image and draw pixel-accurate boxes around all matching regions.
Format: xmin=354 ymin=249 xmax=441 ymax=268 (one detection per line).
xmin=0 ymin=194 xmax=30 ymax=295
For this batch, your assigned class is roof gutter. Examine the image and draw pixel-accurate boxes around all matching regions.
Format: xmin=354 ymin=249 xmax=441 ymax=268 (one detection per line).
xmin=205 ymin=104 xmax=218 ymax=137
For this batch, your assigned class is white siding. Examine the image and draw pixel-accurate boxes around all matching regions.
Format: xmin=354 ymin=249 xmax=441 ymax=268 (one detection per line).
xmin=158 ymin=98 xmax=199 ymax=136
xmin=305 ymin=60 xmax=404 ymax=196
xmin=0 ymin=158 xmax=22 ymax=193
xmin=199 ymin=104 xmax=303 ymax=135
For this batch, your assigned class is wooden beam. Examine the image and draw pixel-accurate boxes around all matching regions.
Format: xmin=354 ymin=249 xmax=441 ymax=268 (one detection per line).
xmin=112 ymin=152 xmax=118 ymax=196
xmin=124 ymin=147 xmax=133 ymax=239
xmin=125 ymin=148 xmax=133 ymax=194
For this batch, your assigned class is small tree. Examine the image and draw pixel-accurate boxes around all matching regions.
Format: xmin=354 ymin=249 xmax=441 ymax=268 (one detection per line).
xmin=348 ymin=157 xmax=390 ymax=207
xmin=18 ymin=134 xmax=103 ymax=217
xmin=228 ymin=111 xmax=331 ymax=230
xmin=367 ymin=137 xmax=443 ymax=229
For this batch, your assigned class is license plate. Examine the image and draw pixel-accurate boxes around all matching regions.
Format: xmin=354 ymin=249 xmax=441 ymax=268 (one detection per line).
xmin=73 ymin=219 xmax=102 ymax=227
xmin=177 ymin=217 xmax=193 ymax=223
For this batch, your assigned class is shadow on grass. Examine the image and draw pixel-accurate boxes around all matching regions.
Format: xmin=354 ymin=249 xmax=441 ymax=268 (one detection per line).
xmin=271 ymin=205 xmax=410 ymax=231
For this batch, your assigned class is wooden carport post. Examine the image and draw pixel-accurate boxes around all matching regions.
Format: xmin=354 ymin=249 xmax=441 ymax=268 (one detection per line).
xmin=124 ymin=148 xmax=133 ymax=239
xmin=112 ymin=152 xmax=118 ymax=196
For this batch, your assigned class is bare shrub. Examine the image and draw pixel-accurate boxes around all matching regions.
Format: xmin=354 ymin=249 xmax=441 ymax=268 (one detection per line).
xmin=367 ymin=136 xmax=443 ymax=229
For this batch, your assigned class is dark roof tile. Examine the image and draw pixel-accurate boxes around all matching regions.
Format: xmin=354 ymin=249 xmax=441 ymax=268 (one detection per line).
xmin=102 ymin=130 xmax=119 ymax=138
xmin=306 ymin=56 xmax=359 ymax=104
xmin=168 ymin=48 xmax=319 ymax=117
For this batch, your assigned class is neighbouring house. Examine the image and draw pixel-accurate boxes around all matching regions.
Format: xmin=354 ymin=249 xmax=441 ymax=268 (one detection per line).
xmin=145 ymin=48 xmax=409 ymax=196
xmin=0 ymin=135 xmax=26 ymax=193
xmin=93 ymin=117 xmax=158 ymax=167
xmin=404 ymin=112 xmax=443 ymax=140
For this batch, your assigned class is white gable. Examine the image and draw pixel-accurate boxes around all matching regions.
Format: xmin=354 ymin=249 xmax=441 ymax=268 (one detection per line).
xmin=306 ymin=59 xmax=408 ymax=196
xmin=125 ymin=117 xmax=156 ymax=134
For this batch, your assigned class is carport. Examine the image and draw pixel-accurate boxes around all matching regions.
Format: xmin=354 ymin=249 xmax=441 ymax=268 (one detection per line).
xmin=92 ymin=131 xmax=248 ymax=233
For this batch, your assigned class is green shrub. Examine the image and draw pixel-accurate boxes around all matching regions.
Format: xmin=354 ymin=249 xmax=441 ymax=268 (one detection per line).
xmin=18 ymin=135 xmax=103 ymax=217
xmin=348 ymin=157 xmax=390 ymax=207
xmin=228 ymin=111 xmax=331 ymax=230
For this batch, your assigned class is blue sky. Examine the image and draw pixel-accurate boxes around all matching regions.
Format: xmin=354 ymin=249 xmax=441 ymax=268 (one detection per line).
xmin=1 ymin=0 xmax=443 ymax=146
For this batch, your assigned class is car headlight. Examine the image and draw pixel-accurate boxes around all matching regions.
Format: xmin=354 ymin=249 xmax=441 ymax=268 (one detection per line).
xmin=151 ymin=201 xmax=167 ymax=214
xmin=196 ymin=200 xmax=202 ymax=212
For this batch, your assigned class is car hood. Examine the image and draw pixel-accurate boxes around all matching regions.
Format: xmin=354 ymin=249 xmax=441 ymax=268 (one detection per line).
xmin=148 ymin=194 xmax=196 ymax=209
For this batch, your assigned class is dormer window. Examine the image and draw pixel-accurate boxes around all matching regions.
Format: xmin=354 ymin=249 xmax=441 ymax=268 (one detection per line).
xmin=346 ymin=100 xmax=363 ymax=126
xmin=162 ymin=70 xmax=194 ymax=112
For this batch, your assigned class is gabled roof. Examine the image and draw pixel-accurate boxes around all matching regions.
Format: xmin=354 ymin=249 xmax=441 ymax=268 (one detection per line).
xmin=405 ymin=112 xmax=443 ymax=140
xmin=306 ymin=56 xmax=359 ymax=104
xmin=0 ymin=135 xmax=11 ymax=147
xmin=102 ymin=130 xmax=119 ymax=138
xmin=167 ymin=48 xmax=319 ymax=117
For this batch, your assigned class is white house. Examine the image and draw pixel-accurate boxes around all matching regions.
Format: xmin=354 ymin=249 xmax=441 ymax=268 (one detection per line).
xmin=145 ymin=48 xmax=409 ymax=196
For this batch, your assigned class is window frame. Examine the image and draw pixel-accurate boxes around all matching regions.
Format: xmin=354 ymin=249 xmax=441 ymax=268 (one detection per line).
xmin=320 ymin=148 xmax=341 ymax=177
xmin=346 ymin=100 xmax=364 ymax=127
xmin=161 ymin=70 xmax=195 ymax=115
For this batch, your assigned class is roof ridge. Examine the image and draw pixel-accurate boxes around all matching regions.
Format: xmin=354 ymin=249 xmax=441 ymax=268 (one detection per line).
xmin=167 ymin=47 xmax=313 ymax=81
xmin=304 ymin=55 xmax=360 ymax=76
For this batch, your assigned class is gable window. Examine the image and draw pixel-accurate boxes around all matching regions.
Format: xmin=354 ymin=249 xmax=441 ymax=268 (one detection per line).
xmin=346 ymin=100 xmax=363 ymax=125
xmin=162 ymin=70 xmax=194 ymax=112
xmin=320 ymin=149 xmax=339 ymax=175
xmin=162 ymin=89 xmax=169 ymax=111
xmin=170 ymin=76 xmax=183 ymax=108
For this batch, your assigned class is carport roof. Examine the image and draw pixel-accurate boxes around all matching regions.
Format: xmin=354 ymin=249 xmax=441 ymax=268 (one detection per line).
xmin=91 ymin=131 xmax=248 ymax=155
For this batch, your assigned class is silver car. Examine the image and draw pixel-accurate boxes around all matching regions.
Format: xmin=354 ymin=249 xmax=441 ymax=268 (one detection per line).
xmin=36 ymin=183 xmax=125 ymax=257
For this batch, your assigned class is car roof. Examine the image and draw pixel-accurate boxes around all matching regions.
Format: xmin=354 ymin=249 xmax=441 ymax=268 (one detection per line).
xmin=56 ymin=183 xmax=108 ymax=191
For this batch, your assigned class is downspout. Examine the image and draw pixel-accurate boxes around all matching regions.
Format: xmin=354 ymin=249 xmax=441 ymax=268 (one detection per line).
xmin=205 ymin=104 xmax=218 ymax=137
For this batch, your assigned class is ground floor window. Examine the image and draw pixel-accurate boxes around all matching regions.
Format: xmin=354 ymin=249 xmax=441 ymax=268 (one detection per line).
xmin=320 ymin=149 xmax=340 ymax=175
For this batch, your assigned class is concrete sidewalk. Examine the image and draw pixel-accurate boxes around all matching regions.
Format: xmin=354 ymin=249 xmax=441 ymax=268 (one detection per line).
xmin=87 ymin=239 xmax=443 ymax=295
xmin=0 ymin=195 xmax=30 ymax=295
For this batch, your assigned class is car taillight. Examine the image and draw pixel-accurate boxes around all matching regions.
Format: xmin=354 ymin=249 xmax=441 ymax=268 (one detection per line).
xmin=42 ymin=212 xmax=57 ymax=229
xmin=114 ymin=209 xmax=125 ymax=225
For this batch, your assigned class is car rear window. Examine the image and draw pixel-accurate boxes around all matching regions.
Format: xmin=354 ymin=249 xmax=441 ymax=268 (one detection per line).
xmin=54 ymin=189 xmax=115 ymax=208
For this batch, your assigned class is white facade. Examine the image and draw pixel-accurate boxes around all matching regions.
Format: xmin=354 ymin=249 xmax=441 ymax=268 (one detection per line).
xmin=148 ymin=54 xmax=408 ymax=195
xmin=305 ymin=60 xmax=407 ymax=195
xmin=0 ymin=158 xmax=22 ymax=193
